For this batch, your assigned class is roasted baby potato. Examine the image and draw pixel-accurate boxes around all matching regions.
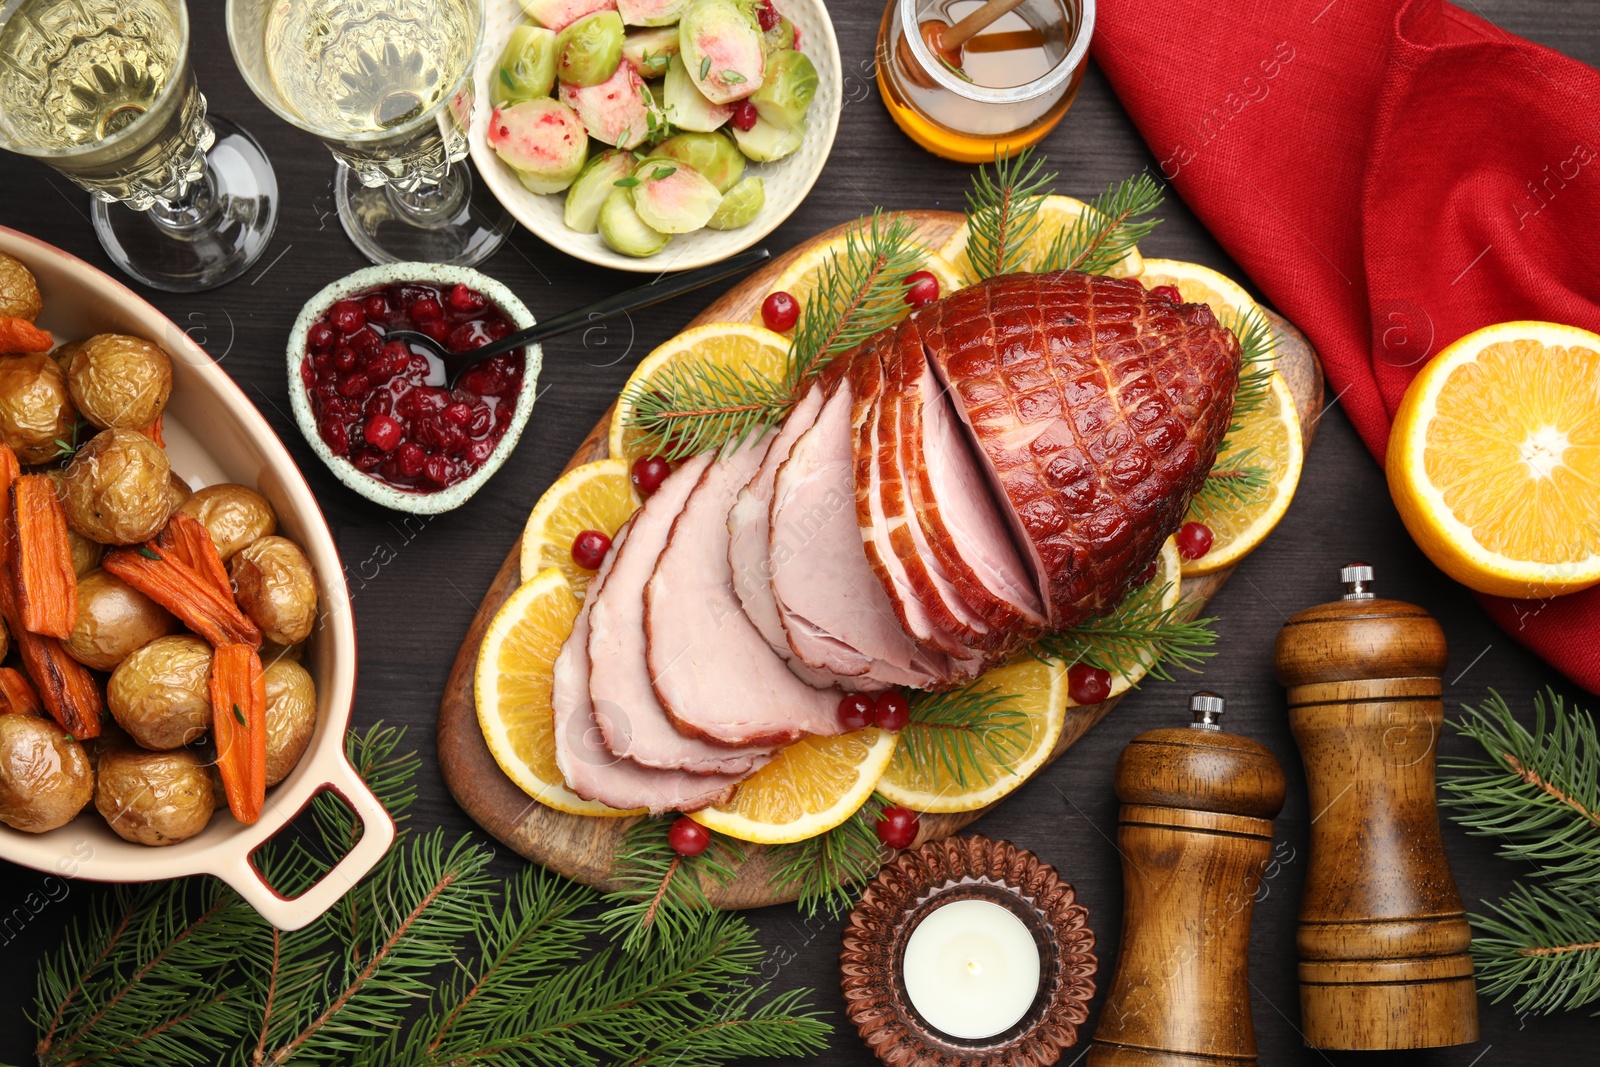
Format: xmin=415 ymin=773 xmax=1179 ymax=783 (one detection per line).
xmin=68 ymin=529 xmax=103 ymax=576
xmin=231 ymin=536 xmax=317 ymax=646
xmin=0 ymin=715 xmax=94 ymax=833
xmin=95 ymin=745 xmax=214 ymax=845
xmin=0 ymin=252 xmax=41 ymax=322
xmin=166 ymin=472 xmax=192 ymax=513
xmin=263 ymin=658 xmax=316 ymax=786
xmin=51 ymin=340 xmax=82 ymax=378
xmin=107 ymin=634 xmax=212 ymax=751
xmin=68 ymin=334 xmax=173 ymax=431
xmin=64 ymin=568 xmax=177 ymax=671
xmin=177 ymin=483 xmax=276 ymax=561
xmin=0 ymin=352 xmax=75 ymax=464
xmin=62 ymin=428 xmax=173 ymax=544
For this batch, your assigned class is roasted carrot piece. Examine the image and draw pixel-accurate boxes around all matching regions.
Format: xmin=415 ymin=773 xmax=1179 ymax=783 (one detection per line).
xmin=157 ymin=513 xmax=231 ymax=600
xmin=9 ymin=475 xmax=78 ymax=638
xmin=0 ymin=317 xmax=52 ymax=354
xmin=103 ymin=543 xmax=261 ymax=648
xmin=0 ymin=667 xmax=43 ymax=716
xmin=210 ymin=643 xmax=266 ymax=823
xmin=142 ymin=413 xmax=165 ymax=447
xmin=0 ymin=575 xmax=100 ymax=739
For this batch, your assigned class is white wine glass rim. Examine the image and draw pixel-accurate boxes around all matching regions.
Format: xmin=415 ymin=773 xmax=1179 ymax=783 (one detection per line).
xmin=899 ymin=0 xmax=1093 ymax=104
xmin=0 ymin=0 xmax=193 ymax=160
xmin=224 ymin=0 xmax=486 ymax=145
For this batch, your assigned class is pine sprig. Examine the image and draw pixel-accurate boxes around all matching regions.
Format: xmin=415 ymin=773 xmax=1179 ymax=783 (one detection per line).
xmin=620 ymin=211 xmax=924 ymax=462
xmin=1442 ymin=690 xmax=1600 ymax=895
xmin=1465 ymin=882 xmax=1600 ymax=1015
xmin=1034 ymin=578 xmax=1216 ymax=682
xmin=767 ymin=795 xmax=890 ymax=918
xmin=1036 ymin=173 xmax=1165 ymax=275
xmin=1226 ymin=304 xmax=1278 ymax=423
xmin=1191 ymin=446 xmax=1271 ymax=516
xmin=600 ymin=818 xmax=746 ymax=952
xmin=962 ymin=148 xmax=1057 ymax=280
xmin=1440 ymin=689 xmax=1600 ymax=1016
xmin=897 ymin=683 xmax=1030 ymax=790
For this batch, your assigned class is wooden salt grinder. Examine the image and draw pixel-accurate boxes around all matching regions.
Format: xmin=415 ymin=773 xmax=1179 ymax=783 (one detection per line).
xmin=1274 ymin=563 xmax=1478 ymax=1050
xmin=1088 ymin=693 xmax=1286 ymax=1067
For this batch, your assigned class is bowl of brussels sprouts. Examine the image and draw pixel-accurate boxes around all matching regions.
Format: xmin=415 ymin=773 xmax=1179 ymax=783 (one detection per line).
xmin=469 ymin=0 xmax=841 ymax=271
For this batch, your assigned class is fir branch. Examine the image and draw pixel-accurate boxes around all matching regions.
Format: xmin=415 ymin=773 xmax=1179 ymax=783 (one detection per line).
xmin=896 ymin=683 xmax=1030 ymax=791
xmin=1036 ymin=174 xmax=1165 ymax=275
xmin=618 ymin=986 xmax=830 ymax=1067
xmin=962 ymin=148 xmax=1056 ymax=280
xmin=1033 ymin=579 xmax=1216 ymax=682
xmin=1191 ymin=447 xmax=1270 ymax=517
xmin=1442 ymin=689 xmax=1600 ymax=895
xmin=783 ymin=210 xmax=925 ymax=392
xmin=619 ymin=362 xmax=793 ymax=463
xmin=600 ymin=818 xmax=746 ymax=953
xmin=767 ymin=796 xmax=889 ymax=918
xmin=1466 ymin=882 xmax=1600 ymax=1015
xmin=1226 ymin=304 xmax=1278 ymax=423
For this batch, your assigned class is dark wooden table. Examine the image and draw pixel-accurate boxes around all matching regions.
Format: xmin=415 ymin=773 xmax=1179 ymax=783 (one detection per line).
xmin=2 ymin=4 xmax=1596 ymax=1064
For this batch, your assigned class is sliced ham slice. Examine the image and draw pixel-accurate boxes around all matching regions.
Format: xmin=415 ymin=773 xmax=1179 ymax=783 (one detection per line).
xmin=849 ymin=335 xmax=987 ymax=671
xmin=727 ymin=384 xmax=837 ymax=689
xmin=588 ymin=452 xmax=775 ymax=775
xmin=894 ymin=324 xmax=1046 ymax=640
xmin=552 ymin=530 xmax=745 ymax=814
xmin=647 ymin=438 xmax=845 ymax=746
xmin=769 ymin=379 xmax=949 ymax=688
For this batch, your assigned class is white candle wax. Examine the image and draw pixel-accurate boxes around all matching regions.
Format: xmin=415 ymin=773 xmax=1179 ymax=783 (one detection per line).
xmin=901 ymin=898 xmax=1042 ymax=1040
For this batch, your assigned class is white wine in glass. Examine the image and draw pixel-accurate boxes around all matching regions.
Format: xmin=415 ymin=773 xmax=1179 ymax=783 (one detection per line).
xmin=0 ymin=0 xmax=278 ymax=292
xmin=229 ymin=0 xmax=508 ymax=267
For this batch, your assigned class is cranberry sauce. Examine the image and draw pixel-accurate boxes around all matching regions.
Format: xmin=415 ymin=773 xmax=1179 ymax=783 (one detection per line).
xmin=300 ymin=282 xmax=524 ymax=492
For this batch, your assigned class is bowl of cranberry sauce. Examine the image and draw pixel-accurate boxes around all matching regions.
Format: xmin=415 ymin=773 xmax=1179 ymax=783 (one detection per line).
xmin=287 ymin=263 xmax=540 ymax=515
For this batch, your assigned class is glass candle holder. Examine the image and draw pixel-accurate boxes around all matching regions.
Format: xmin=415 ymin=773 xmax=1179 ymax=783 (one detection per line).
xmin=875 ymin=0 xmax=1094 ymax=164
xmin=0 ymin=0 xmax=278 ymax=292
xmin=226 ymin=0 xmax=509 ymax=268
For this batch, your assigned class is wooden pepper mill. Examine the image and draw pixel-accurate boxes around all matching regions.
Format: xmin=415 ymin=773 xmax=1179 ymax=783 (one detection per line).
xmin=1088 ymin=693 xmax=1286 ymax=1067
xmin=1274 ymin=563 xmax=1478 ymax=1050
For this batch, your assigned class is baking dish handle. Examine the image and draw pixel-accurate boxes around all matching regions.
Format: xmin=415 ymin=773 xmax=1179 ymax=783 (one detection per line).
xmin=212 ymin=754 xmax=397 ymax=931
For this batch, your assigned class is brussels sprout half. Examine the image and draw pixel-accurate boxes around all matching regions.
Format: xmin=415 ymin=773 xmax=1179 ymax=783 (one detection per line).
xmin=599 ymin=189 xmax=671 ymax=256
xmin=652 ymin=131 xmax=745 ymax=192
xmin=622 ymin=26 xmax=680 ymax=77
xmin=617 ymin=0 xmax=687 ymax=27
xmin=630 ymin=159 xmax=724 ymax=234
xmin=706 ymin=175 xmax=764 ymax=229
xmin=490 ymin=24 xmax=560 ymax=108
xmin=487 ymin=99 xmax=589 ymax=193
xmin=679 ymin=0 xmax=765 ymax=105
xmin=729 ymin=113 xmax=804 ymax=161
xmin=750 ymin=48 xmax=815 ymax=130
xmin=556 ymin=10 xmax=625 ymax=87
xmin=564 ymin=149 xmax=637 ymax=233
xmin=662 ymin=52 xmax=733 ymax=132
xmin=521 ymin=0 xmax=617 ymax=32
xmin=559 ymin=62 xmax=657 ymax=149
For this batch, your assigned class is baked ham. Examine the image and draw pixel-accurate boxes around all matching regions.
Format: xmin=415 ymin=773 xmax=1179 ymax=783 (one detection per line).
xmin=647 ymin=437 xmax=844 ymax=747
xmin=919 ymin=271 xmax=1240 ymax=629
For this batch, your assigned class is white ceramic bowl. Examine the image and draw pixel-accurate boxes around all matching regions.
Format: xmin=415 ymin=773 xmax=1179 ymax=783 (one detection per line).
xmin=470 ymin=0 xmax=842 ymax=273
xmin=0 ymin=226 xmax=390 ymax=932
xmin=286 ymin=263 xmax=542 ymax=515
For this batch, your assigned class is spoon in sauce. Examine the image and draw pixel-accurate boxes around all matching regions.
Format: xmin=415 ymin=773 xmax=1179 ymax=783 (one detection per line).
xmin=900 ymin=0 xmax=1035 ymax=89
xmin=382 ymin=247 xmax=770 ymax=388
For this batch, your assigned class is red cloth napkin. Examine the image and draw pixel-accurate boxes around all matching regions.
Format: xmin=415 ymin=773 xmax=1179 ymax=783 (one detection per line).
xmin=1093 ymin=0 xmax=1600 ymax=693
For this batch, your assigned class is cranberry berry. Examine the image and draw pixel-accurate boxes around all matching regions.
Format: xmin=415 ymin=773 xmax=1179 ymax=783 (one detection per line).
xmin=873 ymin=690 xmax=911 ymax=731
xmin=1177 ymin=521 xmax=1214 ymax=560
xmin=307 ymin=321 xmax=337 ymax=351
xmin=363 ymin=414 xmax=403 ymax=452
xmin=1067 ymin=662 xmax=1112 ymax=705
xmin=876 ymin=805 xmax=920 ymax=850
xmin=571 ymin=529 xmax=612 ymax=570
xmin=668 ymin=816 xmax=711 ymax=857
xmin=904 ymin=270 xmax=940 ymax=308
xmin=329 ymin=299 xmax=366 ymax=335
xmin=1149 ymin=284 xmax=1183 ymax=304
xmin=837 ymin=693 xmax=874 ymax=731
xmin=631 ymin=455 xmax=672 ymax=496
xmin=755 ymin=0 xmax=780 ymax=31
xmin=731 ymin=100 xmax=759 ymax=132
xmin=448 ymin=283 xmax=487 ymax=313
xmin=761 ymin=290 xmax=800 ymax=332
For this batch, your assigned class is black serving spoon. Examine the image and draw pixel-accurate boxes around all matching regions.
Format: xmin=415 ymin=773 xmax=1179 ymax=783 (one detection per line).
xmin=384 ymin=247 xmax=771 ymax=387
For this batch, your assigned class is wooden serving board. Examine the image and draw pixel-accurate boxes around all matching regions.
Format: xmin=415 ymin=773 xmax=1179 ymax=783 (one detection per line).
xmin=437 ymin=210 xmax=1325 ymax=906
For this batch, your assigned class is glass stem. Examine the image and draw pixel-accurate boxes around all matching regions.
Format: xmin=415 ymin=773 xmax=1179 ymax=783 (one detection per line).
xmin=383 ymin=166 xmax=469 ymax=231
xmin=147 ymin=166 xmax=222 ymax=240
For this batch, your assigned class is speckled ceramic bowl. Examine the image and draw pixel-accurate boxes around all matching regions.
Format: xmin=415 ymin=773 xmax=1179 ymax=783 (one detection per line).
xmin=287 ymin=263 xmax=542 ymax=515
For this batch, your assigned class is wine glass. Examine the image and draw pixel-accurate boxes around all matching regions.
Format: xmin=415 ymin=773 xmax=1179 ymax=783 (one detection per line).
xmin=226 ymin=0 xmax=509 ymax=268
xmin=0 ymin=0 xmax=278 ymax=293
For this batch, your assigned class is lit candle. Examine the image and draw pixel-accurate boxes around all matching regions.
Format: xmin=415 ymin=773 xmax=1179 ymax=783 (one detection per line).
xmin=901 ymin=898 xmax=1042 ymax=1040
